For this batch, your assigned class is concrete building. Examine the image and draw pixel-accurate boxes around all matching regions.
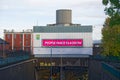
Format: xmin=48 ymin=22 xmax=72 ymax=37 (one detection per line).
xmin=4 ymin=29 xmax=33 ymax=53
xmin=33 ymin=9 xmax=93 ymax=57
xmin=33 ymin=9 xmax=92 ymax=80
xmin=93 ymin=41 xmax=102 ymax=55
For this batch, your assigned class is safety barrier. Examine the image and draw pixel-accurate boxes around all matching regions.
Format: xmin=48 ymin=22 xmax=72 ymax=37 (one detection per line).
xmin=102 ymin=62 xmax=120 ymax=79
xmin=0 ymin=55 xmax=29 ymax=67
xmin=90 ymin=55 xmax=120 ymax=62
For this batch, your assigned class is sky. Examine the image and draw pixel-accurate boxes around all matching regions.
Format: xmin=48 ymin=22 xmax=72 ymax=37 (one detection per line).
xmin=0 ymin=0 xmax=106 ymax=40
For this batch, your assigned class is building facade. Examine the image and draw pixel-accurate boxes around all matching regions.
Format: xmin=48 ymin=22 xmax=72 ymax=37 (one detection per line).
xmin=33 ymin=9 xmax=92 ymax=80
xmin=33 ymin=9 xmax=93 ymax=57
xmin=33 ymin=25 xmax=92 ymax=57
xmin=3 ymin=9 xmax=93 ymax=57
xmin=4 ymin=29 xmax=33 ymax=53
xmin=3 ymin=9 xmax=93 ymax=80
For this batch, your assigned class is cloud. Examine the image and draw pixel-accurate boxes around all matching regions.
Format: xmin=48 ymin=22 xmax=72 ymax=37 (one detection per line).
xmin=0 ymin=0 xmax=106 ymax=39
xmin=1 ymin=0 xmax=102 ymax=10
xmin=93 ymin=26 xmax=103 ymax=40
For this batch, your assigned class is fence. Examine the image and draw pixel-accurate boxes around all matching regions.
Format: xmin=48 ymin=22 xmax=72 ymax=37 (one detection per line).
xmin=0 ymin=51 xmax=30 ymax=67
xmin=88 ymin=55 xmax=120 ymax=80
xmin=102 ymin=62 xmax=120 ymax=79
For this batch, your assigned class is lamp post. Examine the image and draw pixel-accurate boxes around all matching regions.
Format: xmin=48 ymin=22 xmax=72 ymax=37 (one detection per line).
xmin=50 ymin=47 xmax=52 ymax=80
xmin=60 ymin=52 xmax=62 ymax=80
xmin=58 ymin=49 xmax=63 ymax=80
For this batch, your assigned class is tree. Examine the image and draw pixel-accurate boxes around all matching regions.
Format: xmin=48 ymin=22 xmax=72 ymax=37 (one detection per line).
xmin=102 ymin=0 xmax=120 ymax=27
xmin=102 ymin=0 xmax=120 ymax=56
xmin=102 ymin=0 xmax=120 ymax=17
xmin=102 ymin=24 xmax=120 ymax=56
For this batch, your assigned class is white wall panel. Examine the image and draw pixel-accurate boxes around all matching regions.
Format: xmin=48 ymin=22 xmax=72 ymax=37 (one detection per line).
xmin=33 ymin=32 xmax=93 ymax=55
xmin=33 ymin=33 xmax=92 ymax=47
xmin=34 ymin=48 xmax=92 ymax=55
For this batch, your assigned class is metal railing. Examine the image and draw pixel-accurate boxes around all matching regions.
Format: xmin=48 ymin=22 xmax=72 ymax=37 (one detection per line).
xmin=102 ymin=62 xmax=120 ymax=79
xmin=90 ymin=55 xmax=120 ymax=62
xmin=0 ymin=53 xmax=30 ymax=67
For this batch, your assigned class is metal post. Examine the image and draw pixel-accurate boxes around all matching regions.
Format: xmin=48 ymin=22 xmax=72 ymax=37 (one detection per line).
xmin=60 ymin=51 xmax=62 ymax=80
xmin=50 ymin=47 xmax=52 ymax=80
xmin=35 ymin=69 xmax=38 ymax=80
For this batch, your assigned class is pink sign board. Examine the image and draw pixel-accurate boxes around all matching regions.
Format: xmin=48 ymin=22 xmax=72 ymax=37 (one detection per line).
xmin=42 ymin=39 xmax=83 ymax=47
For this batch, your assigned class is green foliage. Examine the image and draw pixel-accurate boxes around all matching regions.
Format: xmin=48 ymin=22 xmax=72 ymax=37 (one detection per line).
xmin=102 ymin=0 xmax=120 ymax=17
xmin=102 ymin=0 xmax=109 ymax=5
xmin=109 ymin=15 xmax=120 ymax=27
xmin=102 ymin=25 xmax=120 ymax=56
xmin=102 ymin=0 xmax=120 ymax=57
xmin=102 ymin=0 xmax=120 ymax=27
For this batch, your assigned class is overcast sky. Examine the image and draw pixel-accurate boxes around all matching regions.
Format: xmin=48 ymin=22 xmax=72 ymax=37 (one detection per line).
xmin=0 ymin=0 xmax=106 ymax=40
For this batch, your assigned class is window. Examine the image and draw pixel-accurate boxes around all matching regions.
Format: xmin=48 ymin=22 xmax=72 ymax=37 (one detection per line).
xmin=26 ymin=41 xmax=28 ymax=46
xmin=20 ymin=41 xmax=22 ymax=46
xmin=26 ymin=34 xmax=28 ymax=39
xmin=14 ymin=34 xmax=16 ymax=39
xmin=7 ymin=34 xmax=10 ymax=39
xmin=20 ymin=34 xmax=23 ymax=39
xmin=95 ymin=45 xmax=100 ymax=47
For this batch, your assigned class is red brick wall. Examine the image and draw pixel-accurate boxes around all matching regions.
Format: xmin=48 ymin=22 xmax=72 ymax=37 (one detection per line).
xmin=24 ymin=34 xmax=31 ymax=52
xmin=5 ymin=34 xmax=12 ymax=50
xmin=14 ymin=34 xmax=23 ymax=50
xmin=5 ymin=33 xmax=32 ymax=53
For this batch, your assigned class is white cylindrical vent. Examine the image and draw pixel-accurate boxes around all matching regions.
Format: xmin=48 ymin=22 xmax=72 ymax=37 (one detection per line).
xmin=56 ymin=9 xmax=72 ymax=24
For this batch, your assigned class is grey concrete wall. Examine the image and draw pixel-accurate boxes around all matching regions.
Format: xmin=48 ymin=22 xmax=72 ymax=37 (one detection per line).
xmin=88 ymin=59 xmax=103 ymax=80
xmin=0 ymin=59 xmax=36 ymax=80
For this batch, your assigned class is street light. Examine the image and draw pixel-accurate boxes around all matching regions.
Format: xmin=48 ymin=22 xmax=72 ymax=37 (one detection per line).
xmin=50 ymin=47 xmax=52 ymax=80
xmin=60 ymin=52 xmax=62 ymax=80
xmin=58 ymin=49 xmax=63 ymax=80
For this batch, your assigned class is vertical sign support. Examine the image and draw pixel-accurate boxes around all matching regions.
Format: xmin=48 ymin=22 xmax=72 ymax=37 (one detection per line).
xmin=60 ymin=52 xmax=62 ymax=80
xmin=50 ymin=47 xmax=52 ymax=80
